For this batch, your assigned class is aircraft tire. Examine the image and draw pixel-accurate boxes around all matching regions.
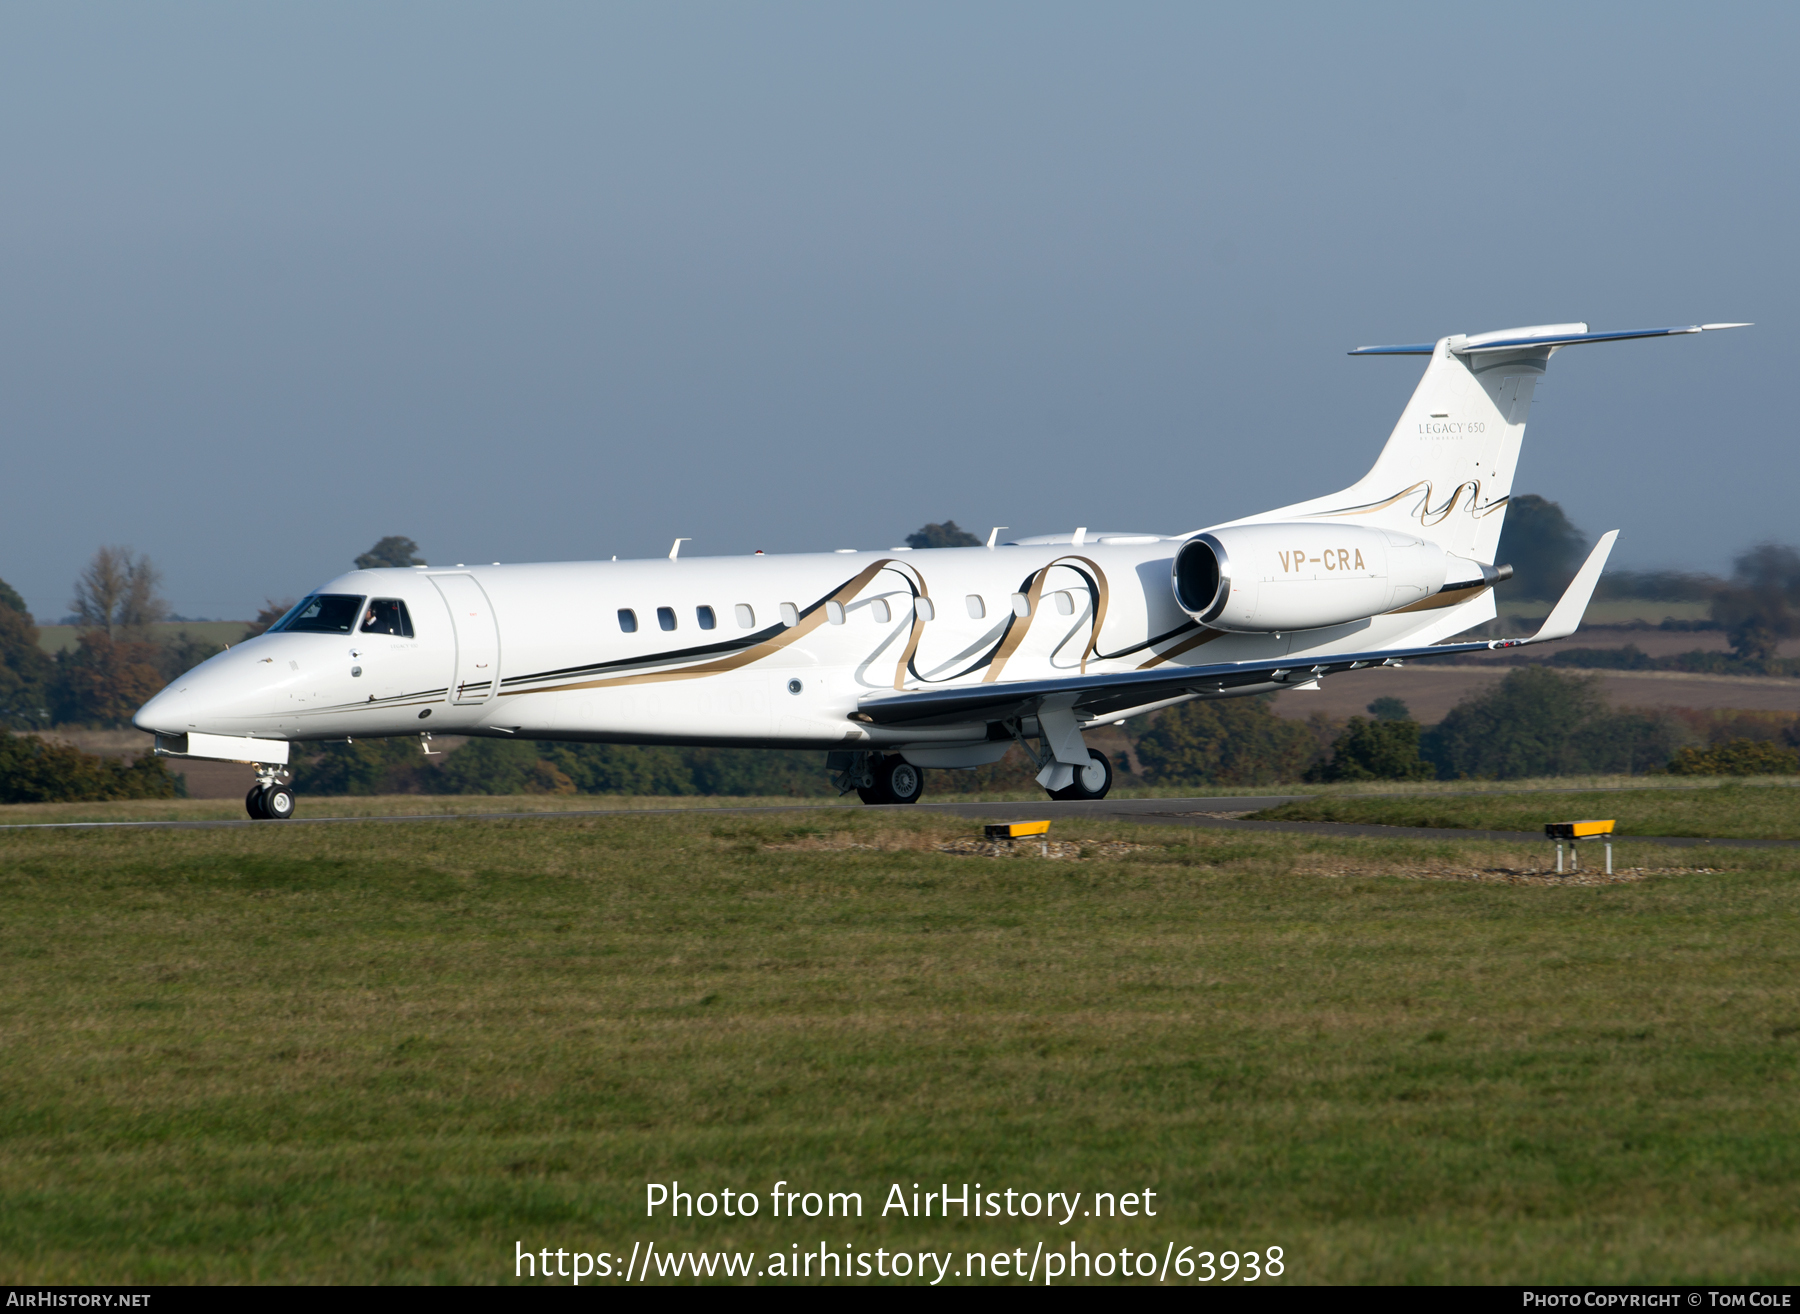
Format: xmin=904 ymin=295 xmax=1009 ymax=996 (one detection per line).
xmin=857 ymin=755 xmax=925 ymax=805
xmin=246 ymin=785 xmax=269 ymax=820
xmin=262 ymin=784 xmax=297 ymax=820
xmin=1047 ymin=750 xmax=1112 ymax=802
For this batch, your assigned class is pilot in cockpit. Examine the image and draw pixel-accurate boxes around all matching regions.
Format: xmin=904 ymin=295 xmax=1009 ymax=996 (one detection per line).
xmin=359 ymin=598 xmax=414 ymax=637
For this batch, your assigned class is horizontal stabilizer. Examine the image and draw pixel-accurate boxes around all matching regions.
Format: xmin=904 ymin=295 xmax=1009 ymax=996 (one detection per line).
xmin=1350 ymin=322 xmax=1750 ymax=357
xmin=1530 ymin=530 xmax=1619 ymax=644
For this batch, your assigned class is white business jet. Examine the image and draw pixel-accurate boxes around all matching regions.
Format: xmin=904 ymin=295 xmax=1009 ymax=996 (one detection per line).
xmin=135 ymin=322 xmax=1745 ymax=819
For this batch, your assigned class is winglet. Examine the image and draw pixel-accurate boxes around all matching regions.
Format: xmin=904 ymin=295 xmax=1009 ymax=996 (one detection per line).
xmin=1530 ymin=530 xmax=1619 ymax=643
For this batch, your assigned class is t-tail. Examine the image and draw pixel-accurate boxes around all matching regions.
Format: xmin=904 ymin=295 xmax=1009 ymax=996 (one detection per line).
xmin=1221 ymin=321 xmax=1749 ymax=563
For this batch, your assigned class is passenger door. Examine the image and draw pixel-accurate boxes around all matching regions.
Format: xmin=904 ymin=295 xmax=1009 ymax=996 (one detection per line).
xmin=431 ymin=574 xmax=501 ymax=704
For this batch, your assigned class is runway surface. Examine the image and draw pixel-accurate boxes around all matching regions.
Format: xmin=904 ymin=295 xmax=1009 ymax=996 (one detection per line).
xmin=5 ymin=792 xmax=1796 ymax=850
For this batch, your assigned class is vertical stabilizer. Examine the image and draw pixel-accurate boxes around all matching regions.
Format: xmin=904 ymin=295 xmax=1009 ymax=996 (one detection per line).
xmin=1220 ymin=320 xmax=1747 ymax=563
xmin=1226 ymin=328 xmax=1567 ymax=560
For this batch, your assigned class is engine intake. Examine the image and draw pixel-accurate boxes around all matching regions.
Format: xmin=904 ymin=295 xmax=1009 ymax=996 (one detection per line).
xmin=1173 ymin=536 xmax=1227 ymax=620
xmin=1172 ymin=524 xmax=1482 ymax=633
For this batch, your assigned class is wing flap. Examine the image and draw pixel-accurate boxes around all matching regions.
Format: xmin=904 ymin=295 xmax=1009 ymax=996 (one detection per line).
xmin=856 ymin=645 xmax=1453 ymax=728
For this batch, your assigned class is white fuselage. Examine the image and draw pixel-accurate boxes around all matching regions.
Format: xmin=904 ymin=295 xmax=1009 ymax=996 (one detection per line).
xmin=133 ymin=319 xmax=1744 ymax=777
xmin=131 ymin=537 xmax=1487 ymax=756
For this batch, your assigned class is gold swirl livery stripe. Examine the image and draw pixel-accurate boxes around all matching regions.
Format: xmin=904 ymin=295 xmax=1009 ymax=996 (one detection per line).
xmin=504 ymin=558 xmax=903 ymax=695
xmin=982 ymin=555 xmax=1109 ymax=684
xmin=1302 ymin=481 xmax=1508 ymax=525
xmin=1077 ymin=559 xmax=1110 ymax=674
xmin=1135 ymin=626 xmax=1224 ymax=669
xmin=880 ymin=561 xmax=930 ymax=691
xmin=1301 ymin=480 xmax=1429 ymax=519
xmin=1385 ymin=584 xmax=1489 ymax=615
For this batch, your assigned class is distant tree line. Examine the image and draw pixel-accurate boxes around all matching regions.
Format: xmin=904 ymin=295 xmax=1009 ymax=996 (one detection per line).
xmin=0 ymin=733 xmax=182 ymax=804
xmin=0 ymin=536 xmax=434 ymax=730
xmin=6 ymin=524 xmax=1799 ymax=801
xmin=1135 ymin=667 xmax=1794 ymax=784
xmin=294 ymin=737 xmax=841 ymax=798
xmin=1498 ymin=496 xmax=1800 ymax=668
xmin=0 ymin=548 xmax=222 ymax=728
xmin=269 ymin=663 xmax=1793 ymax=800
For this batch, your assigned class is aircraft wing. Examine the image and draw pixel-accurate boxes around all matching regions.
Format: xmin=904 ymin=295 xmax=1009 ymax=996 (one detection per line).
xmin=855 ymin=636 xmax=1491 ymax=727
xmin=855 ymin=532 xmax=1617 ymax=730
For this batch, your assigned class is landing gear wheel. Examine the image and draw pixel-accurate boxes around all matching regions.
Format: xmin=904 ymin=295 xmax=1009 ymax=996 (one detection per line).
xmin=1048 ymin=750 xmax=1113 ymax=801
xmin=245 ymin=785 xmax=268 ymax=819
xmin=262 ymin=784 xmax=297 ymax=820
xmin=856 ymin=755 xmax=925 ymax=805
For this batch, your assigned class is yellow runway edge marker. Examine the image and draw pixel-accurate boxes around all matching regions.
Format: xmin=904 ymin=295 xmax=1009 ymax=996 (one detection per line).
xmin=1544 ymin=820 xmax=1617 ymax=874
xmin=1544 ymin=820 xmax=1616 ymax=840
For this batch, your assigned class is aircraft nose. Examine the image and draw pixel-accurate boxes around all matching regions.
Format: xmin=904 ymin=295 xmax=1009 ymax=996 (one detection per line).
xmin=132 ymin=645 xmax=260 ymax=735
xmin=133 ymin=684 xmax=191 ymax=735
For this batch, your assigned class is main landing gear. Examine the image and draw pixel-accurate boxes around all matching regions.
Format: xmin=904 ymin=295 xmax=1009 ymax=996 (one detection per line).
xmin=862 ymin=755 xmax=925 ymax=805
xmin=830 ymin=751 xmax=926 ymax=805
xmin=1005 ymin=705 xmax=1117 ymax=802
xmin=245 ymin=768 xmax=297 ymax=820
xmin=824 ymin=748 xmax=921 ymax=799
xmin=828 ymin=734 xmax=1115 ymax=806
xmin=1045 ymin=749 xmax=1112 ymax=802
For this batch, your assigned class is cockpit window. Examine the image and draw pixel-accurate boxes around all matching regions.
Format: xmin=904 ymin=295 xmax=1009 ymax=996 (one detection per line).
xmin=360 ymin=598 xmax=415 ymax=637
xmin=272 ymin=594 xmax=365 ymax=634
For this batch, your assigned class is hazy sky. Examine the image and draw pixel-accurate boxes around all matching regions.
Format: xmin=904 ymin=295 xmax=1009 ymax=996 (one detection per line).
xmin=2 ymin=3 xmax=1793 ymax=618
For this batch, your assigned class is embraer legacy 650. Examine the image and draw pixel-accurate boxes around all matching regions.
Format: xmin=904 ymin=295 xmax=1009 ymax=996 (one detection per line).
xmin=135 ymin=322 xmax=1746 ymax=819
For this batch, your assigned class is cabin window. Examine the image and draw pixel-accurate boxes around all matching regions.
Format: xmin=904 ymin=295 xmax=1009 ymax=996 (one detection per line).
xmin=1010 ymin=592 xmax=1032 ymax=618
xmin=657 ymin=606 xmax=677 ymax=631
xmin=273 ymin=594 xmax=365 ymax=634
xmin=736 ymin=603 xmax=755 ymax=628
xmin=870 ymin=598 xmax=891 ymax=624
xmin=618 ymin=609 xmax=638 ymax=633
xmin=697 ymin=605 xmax=716 ymax=630
xmin=360 ymin=598 xmax=415 ymax=637
xmin=965 ymin=594 xmax=985 ymax=620
xmin=825 ymin=601 xmax=846 ymax=625
xmin=1053 ymin=590 xmax=1075 ymax=616
xmin=915 ymin=597 xmax=935 ymax=622
xmin=780 ymin=602 xmax=800 ymax=627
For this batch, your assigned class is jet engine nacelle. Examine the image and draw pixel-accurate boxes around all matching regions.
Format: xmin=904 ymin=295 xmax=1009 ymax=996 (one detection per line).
xmin=1172 ymin=523 xmax=1456 ymax=633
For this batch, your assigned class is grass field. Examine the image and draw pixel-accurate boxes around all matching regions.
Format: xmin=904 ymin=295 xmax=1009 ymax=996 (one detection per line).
xmin=3 ymin=808 xmax=1798 ymax=1284
xmin=1254 ymin=780 xmax=1800 ymax=840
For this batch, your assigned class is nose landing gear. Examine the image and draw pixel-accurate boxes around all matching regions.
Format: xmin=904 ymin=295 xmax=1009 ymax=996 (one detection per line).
xmin=245 ymin=768 xmax=297 ymax=820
